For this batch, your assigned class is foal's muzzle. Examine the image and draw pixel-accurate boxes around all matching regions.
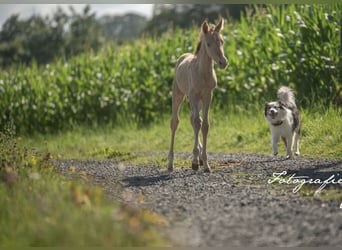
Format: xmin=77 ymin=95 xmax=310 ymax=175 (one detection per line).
xmin=218 ymin=56 xmax=228 ymax=69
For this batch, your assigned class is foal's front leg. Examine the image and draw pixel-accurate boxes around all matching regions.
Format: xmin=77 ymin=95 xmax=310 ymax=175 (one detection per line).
xmin=189 ymin=95 xmax=202 ymax=170
xmin=190 ymin=100 xmax=202 ymax=171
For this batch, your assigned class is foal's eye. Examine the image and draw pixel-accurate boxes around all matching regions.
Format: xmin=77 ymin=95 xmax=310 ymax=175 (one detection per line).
xmin=207 ymin=43 xmax=210 ymax=47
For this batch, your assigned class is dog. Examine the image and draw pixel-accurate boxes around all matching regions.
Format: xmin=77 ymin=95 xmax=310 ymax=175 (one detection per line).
xmin=264 ymin=86 xmax=301 ymax=158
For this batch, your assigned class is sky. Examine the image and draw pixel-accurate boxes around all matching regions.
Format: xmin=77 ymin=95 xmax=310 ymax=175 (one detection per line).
xmin=0 ymin=4 xmax=154 ymax=27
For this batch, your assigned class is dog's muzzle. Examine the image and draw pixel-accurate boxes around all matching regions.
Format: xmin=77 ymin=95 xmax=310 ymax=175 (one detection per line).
xmin=269 ymin=109 xmax=277 ymax=119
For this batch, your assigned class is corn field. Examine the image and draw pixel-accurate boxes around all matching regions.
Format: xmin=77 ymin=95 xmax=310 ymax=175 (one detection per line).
xmin=0 ymin=5 xmax=341 ymax=134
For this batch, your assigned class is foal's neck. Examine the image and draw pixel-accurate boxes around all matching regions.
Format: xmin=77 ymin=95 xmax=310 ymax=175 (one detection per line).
xmin=196 ymin=40 xmax=214 ymax=75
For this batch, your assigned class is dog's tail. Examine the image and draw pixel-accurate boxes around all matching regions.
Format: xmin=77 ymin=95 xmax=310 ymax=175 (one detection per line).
xmin=277 ymin=86 xmax=296 ymax=108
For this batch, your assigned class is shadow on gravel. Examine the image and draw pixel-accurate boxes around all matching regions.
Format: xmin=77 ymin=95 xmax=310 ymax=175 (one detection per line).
xmin=213 ymin=156 xmax=290 ymax=168
xmin=286 ymin=161 xmax=342 ymax=189
xmin=122 ymin=171 xmax=196 ymax=187
xmin=122 ymin=174 xmax=171 ymax=187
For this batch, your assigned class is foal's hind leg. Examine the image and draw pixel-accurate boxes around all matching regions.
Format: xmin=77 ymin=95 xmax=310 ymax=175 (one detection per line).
xmin=168 ymin=82 xmax=184 ymax=172
xmin=190 ymin=97 xmax=202 ymax=171
xmin=201 ymin=93 xmax=212 ymax=172
xmin=198 ymin=140 xmax=203 ymax=166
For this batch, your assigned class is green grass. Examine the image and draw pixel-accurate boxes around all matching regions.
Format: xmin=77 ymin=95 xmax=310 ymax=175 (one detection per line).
xmin=0 ymin=127 xmax=167 ymax=246
xmin=0 ymin=168 xmax=165 ymax=246
xmin=300 ymin=108 xmax=342 ymax=158
xmin=22 ymin=107 xmax=342 ymax=161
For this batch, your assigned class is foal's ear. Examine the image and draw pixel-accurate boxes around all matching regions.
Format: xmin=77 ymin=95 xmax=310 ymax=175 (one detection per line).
xmin=202 ymin=20 xmax=209 ymax=34
xmin=215 ymin=18 xmax=224 ymax=32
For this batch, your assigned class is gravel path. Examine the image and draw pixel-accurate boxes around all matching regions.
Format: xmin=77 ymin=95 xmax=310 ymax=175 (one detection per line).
xmin=53 ymin=153 xmax=342 ymax=247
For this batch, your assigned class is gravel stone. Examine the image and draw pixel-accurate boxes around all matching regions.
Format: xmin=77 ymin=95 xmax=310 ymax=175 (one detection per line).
xmin=52 ymin=153 xmax=342 ymax=247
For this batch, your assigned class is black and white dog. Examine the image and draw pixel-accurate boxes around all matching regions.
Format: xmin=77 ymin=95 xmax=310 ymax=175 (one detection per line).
xmin=264 ymin=86 xmax=301 ymax=159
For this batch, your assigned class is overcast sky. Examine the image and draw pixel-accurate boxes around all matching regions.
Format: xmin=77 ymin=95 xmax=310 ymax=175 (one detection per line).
xmin=0 ymin=4 xmax=154 ymax=27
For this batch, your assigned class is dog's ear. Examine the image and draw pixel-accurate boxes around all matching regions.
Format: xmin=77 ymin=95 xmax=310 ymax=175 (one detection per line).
xmin=264 ymin=102 xmax=270 ymax=110
xmin=264 ymin=103 xmax=269 ymax=116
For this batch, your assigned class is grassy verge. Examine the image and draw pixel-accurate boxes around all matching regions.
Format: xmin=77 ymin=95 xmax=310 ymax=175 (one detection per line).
xmin=22 ymin=107 xmax=342 ymax=161
xmin=0 ymin=125 xmax=166 ymax=246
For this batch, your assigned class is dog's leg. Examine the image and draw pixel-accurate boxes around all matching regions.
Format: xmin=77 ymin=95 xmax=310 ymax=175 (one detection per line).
xmin=293 ymin=132 xmax=300 ymax=156
xmin=286 ymin=134 xmax=294 ymax=159
xmin=272 ymin=135 xmax=279 ymax=156
xmin=281 ymin=136 xmax=287 ymax=148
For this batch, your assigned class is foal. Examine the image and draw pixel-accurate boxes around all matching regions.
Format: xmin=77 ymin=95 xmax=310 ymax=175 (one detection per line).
xmin=168 ymin=18 xmax=228 ymax=173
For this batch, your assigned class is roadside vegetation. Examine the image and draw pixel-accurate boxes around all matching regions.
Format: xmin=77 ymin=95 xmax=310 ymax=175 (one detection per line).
xmin=21 ymin=106 xmax=342 ymax=162
xmin=0 ymin=124 xmax=166 ymax=246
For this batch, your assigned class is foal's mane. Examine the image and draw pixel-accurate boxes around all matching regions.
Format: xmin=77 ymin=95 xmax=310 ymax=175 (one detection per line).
xmin=195 ymin=24 xmax=216 ymax=55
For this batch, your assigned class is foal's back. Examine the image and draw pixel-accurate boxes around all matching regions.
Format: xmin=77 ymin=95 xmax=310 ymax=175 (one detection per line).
xmin=174 ymin=52 xmax=194 ymax=96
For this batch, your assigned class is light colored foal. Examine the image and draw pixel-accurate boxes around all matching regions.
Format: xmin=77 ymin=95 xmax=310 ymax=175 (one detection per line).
xmin=168 ymin=18 xmax=228 ymax=173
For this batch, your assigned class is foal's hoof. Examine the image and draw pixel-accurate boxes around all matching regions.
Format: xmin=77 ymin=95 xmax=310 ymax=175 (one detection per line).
xmin=191 ymin=163 xmax=199 ymax=171
xmin=203 ymin=167 xmax=211 ymax=173
xmin=167 ymin=164 xmax=174 ymax=172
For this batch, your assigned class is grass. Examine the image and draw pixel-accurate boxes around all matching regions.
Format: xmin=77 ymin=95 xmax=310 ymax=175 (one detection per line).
xmin=300 ymin=108 xmax=342 ymax=158
xmin=0 ymin=126 xmax=167 ymax=246
xmin=0 ymin=169 xmax=164 ymax=246
xmin=22 ymin=107 xmax=342 ymax=161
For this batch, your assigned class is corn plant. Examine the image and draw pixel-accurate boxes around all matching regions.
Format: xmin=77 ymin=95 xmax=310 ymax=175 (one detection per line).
xmin=0 ymin=4 xmax=340 ymax=134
